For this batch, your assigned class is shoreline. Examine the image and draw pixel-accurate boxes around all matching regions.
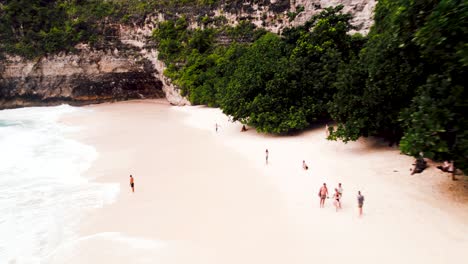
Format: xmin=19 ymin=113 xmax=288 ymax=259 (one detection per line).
xmin=51 ymin=100 xmax=467 ymax=263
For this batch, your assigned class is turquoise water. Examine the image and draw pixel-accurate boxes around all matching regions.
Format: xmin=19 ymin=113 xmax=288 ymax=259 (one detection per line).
xmin=0 ymin=105 xmax=119 ymax=264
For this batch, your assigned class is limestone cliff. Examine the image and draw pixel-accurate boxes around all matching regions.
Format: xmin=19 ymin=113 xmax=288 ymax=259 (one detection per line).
xmin=0 ymin=0 xmax=376 ymax=109
xmin=0 ymin=44 xmax=165 ymax=109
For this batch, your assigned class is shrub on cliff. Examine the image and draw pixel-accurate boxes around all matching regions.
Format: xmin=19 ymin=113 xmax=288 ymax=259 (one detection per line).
xmin=0 ymin=0 xmax=114 ymax=58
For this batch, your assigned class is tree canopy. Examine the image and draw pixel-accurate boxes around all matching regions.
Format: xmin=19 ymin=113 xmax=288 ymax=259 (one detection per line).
xmin=1 ymin=0 xmax=466 ymax=172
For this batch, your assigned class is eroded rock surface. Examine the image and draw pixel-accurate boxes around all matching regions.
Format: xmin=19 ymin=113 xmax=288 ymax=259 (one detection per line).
xmin=0 ymin=46 xmax=164 ymax=109
xmin=0 ymin=0 xmax=376 ymax=109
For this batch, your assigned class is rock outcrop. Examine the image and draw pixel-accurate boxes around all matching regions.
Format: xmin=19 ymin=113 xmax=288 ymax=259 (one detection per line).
xmin=0 ymin=45 xmax=165 ymax=109
xmin=0 ymin=0 xmax=376 ymax=109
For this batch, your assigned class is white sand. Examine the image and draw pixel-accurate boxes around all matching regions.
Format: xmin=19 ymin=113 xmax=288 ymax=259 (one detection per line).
xmin=49 ymin=100 xmax=468 ymax=264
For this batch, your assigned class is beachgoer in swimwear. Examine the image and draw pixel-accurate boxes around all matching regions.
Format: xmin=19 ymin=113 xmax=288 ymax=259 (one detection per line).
xmin=437 ymin=160 xmax=451 ymax=172
xmin=357 ymin=191 xmax=364 ymax=216
xmin=318 ymin=183 xmax=328 ymax=208
xmin=241 ymin=125 xmax=247 ymax=132
xmin=130 ymin=175 xmax=135 ymax=193
xmin=215 ymin=123 xmax=219 ymax=132
xmin=337 ymin=183 xmax=343 ymax=209
xmin=410 ymin=156 xmax=427 ymax=175
xmin=333 ymin=188 xmax=341 ymax=212
xmin=302 ymin=160 xmax=308 ymax=170
xmin=265 ymin=149 xmax=269 ymax=165
xmin=437 ymin=160 xmax=456 ymax=179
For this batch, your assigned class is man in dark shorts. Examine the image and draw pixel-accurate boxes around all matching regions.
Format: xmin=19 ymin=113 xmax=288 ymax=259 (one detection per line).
xmin=130 ymin=175 xmax=135 ymax=193
xmin=318 ymin=183 xmax=328 ymax=208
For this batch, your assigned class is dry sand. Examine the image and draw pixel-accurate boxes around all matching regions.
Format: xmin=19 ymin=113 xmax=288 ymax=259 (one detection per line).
xmin=49 ymin=100 xmax=468 ymax=264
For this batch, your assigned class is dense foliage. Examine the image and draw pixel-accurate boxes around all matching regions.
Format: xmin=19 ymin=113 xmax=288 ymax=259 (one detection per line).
xmin=0 ymin=0 xmax=116 ymax=58
xmin=0 ymin=0 xmax=222 ymax=57
xmin=153 ymin=6 xmax=357 ymax=133
xmin=328 ymin=0 xmax=468 ymax=172
xmin=153 ymin=2 xmax=467 ymax=172
xmin=1 ymin=0 xmax=466 ymax=171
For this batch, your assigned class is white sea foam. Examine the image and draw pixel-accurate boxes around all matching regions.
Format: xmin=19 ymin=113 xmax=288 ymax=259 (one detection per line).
xmin=0 ymin=105 xmax=119 ymax=264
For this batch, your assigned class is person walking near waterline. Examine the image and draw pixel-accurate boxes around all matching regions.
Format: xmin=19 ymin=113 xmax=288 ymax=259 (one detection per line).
xmin=357 ymin=191 xmax=364 ymax=216
xmin=265 ymin=149 xmax=269 ymax=165
xmin=130 ymin=175 xmax=135 ymax=193
xmin=318 ymin=183 xmax=328 ymax=208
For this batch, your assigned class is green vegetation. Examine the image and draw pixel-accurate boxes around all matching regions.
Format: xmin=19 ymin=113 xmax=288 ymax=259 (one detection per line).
xmin=1 ymin=0 xmax=466 ymax=172
xmin=287 ymin=5 xmax=304 ymax=21
xmin=153 ymin=2 xmax=467 ymax=172
xmin=0 ymin=0 xmax=115 ymax=58
xmin=0 ymin=0 xmax=221 ymax=58
xmin=153 ymin=6 xmax=356 ymax=133
xmin=328 ymin=0 xmax=468 ymax=172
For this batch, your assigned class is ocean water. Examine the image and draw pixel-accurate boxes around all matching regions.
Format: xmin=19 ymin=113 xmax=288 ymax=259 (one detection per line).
xmin=0 ymin=105 xmax=119 ymax=264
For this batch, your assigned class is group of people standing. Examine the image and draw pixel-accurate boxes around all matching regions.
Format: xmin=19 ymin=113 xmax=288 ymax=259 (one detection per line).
xmin=318 ymin=182 xmax=364 ymax=216
xmin=267 ymin=149 xmax=365 ymax=217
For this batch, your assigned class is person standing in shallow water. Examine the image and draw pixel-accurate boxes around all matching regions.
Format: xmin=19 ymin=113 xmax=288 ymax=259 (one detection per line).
xmin=129 ymin=175 xmax=135 ymax=193
xmin=357 ymin=191 xmax=364 ymax=216
xmin=265 ymin=149 xmax=269 ymax=165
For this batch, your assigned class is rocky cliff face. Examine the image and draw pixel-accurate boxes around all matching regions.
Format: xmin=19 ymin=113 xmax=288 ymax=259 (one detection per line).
xmin=0 ymin=0 xmax=376 ymax=109
xmin=0 ymin=44 xmax=165 ymax=109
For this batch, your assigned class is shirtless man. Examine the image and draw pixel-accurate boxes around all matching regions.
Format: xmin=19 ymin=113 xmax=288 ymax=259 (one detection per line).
xmin=318 ymin=183 xmax=328 ymax=208
xmin=265 ymin=149 xmax=269 ymax=165
xmin=129 ymin=175 xmax=135 ymax=193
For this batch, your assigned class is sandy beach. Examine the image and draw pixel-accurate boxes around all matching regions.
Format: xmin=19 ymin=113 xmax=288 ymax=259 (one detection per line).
xmin=49 ymin=99 xmax=468 ymax=264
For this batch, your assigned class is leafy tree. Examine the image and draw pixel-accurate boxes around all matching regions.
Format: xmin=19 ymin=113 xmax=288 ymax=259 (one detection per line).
xmin=289 ymin=5 xmax=358 ymax=122
xmin=399 ymin=0 xmax=468 ymax=172
xmin=329 ymin=0 xmax=436 ymax=143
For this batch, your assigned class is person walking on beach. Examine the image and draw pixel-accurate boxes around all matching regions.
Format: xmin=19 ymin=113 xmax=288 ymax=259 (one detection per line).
xmin=333 ymin=188 xmax=341 ymax=212
xmin=302 ymin=160 xmax=309 ymax=170
xmin=357 ymin=191 xmax=364 ymax=216
xmin=318 ymin=183 xmax=328 ymax=208
xmin=337 ymin=183 xmax=343 ymax=209
xmin=129 ymin=175 xmax=135 ymax=193
xmin=265 ymin=149 xmax=269 ymax=165
xmin=215 ymin=123 xmax=219 ymax=133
